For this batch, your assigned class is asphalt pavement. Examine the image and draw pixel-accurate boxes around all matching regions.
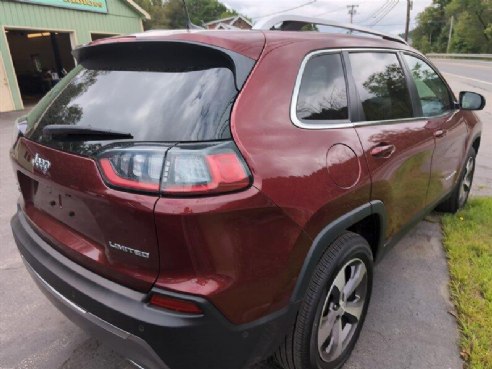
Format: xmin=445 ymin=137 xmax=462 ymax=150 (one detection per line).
xmin=432 ymin=59 xmax=492 ymax=85
xmin=1 ymin=59 xmax=491 ymax=369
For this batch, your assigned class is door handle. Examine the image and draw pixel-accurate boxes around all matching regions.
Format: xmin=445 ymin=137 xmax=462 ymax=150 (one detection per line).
xmin=434 ymin=129 xmax=446 ymax=138
xmin=370 ymin=143 xmax=396 ymax=158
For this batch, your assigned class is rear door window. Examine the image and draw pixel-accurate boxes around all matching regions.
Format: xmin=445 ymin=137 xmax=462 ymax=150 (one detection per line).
xmin=403 ymin=54 xmax=453 ymax=117
xmin=295 ymin=53 xmax=349 ymax=123
xmin=349 ymin=52 xmax=413 ymax=121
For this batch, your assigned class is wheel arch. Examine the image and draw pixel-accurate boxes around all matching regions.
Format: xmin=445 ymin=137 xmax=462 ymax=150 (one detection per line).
xmin=290 ymin=201 xmax=387 ymax=303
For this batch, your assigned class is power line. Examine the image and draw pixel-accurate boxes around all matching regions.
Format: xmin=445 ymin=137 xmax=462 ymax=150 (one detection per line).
xmin=366 ymin=0 xmax=399 ymax=26
xmin=363 ymin=21 xmax=416 ymax=27
xmin=359 ymin=0 xmax=391 ymax=24
xmin=369 ymin=0 xmax=399 ymax=26
xmin=369 ymin=0 xmax=393 ymax=20
xmin=254 ymin=0 xmax=317 ymax=20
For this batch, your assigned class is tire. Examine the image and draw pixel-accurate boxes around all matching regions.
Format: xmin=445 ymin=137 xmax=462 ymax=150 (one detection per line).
xmin=436 ymin=147 xmax=476 ymax=213
xmin=274 ymin=232 xmax=373 ymax=369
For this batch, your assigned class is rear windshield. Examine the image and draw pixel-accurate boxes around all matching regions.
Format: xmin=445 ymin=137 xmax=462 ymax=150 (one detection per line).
xmin=26 ymin=42 xmax=245 ymax=155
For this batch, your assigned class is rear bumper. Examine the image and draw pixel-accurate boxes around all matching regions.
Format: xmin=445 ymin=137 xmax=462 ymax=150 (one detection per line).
xmin=11 ymin=210 xmax=297 ymax=369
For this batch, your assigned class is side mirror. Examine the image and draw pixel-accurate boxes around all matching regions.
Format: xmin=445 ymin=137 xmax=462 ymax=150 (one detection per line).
xmin=459 ymin=91 xmax=486 ymax=111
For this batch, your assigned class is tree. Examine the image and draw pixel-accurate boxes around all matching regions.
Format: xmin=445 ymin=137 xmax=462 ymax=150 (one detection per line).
xmin=486 ymin=24 xmax=492 ymax=40
xmin=161 ymin=0 xmax=189 ymax=29
xmin=446 ymin=0 xmax=492 ymax=52
xmin=411 ymin=0 xmax=450 ymax=53
xmin=411 ymin=0 xmax=492 ymax=54
xmin=133 ymin=0 xmax=240 ymax=30
xmin=415 ymin=35 xmax=432 ymax=54
xmin=132 ymin=0 xmax=170 ymax=29
xmin=186 ymin=0 xmax=237 ymax=26
xmin=451 ymin=11 xmax=487 ymax=53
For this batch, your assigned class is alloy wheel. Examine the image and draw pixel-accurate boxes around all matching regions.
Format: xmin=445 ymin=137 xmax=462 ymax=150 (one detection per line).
xmin=317 ymin=258 xmax=368 ymax=363
xmin=459 ymin=156 xmax=475 ymax=207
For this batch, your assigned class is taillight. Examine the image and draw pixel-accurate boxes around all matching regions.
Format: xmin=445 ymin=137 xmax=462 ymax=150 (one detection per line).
xmin=98 ymin=145 xmax=167 ymax=193
xmin=96 ymin=141 xmax=251 ymax=195
xmin=161 ymin=142 xmax=251 ymax=195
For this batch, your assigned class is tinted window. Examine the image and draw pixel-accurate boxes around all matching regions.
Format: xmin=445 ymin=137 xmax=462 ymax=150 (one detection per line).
xmin=29 ymin=67 xmax=236 ymax=153
xmin=350 ymin=52 xmax=413 ymax=121
xmin=296 ymin=53 xmax=349 ymax=121
xmin=404 ymin=54 xmax=452 ymax=117
xmin=26 ymin=41 xmax=248 ymax=156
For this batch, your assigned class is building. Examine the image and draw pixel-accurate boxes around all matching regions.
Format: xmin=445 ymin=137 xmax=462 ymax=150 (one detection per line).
xmin=0 ymin=0 xmax=150 ymax=112
xmin=204 ymin=15 xmax=252 ymax=30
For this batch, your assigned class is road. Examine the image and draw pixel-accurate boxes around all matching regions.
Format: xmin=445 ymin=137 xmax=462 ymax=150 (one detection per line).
xmin=0 ymin=59 xmax=491 ymax=369
xmin=433 ymin=59 xmax=492 ymax=85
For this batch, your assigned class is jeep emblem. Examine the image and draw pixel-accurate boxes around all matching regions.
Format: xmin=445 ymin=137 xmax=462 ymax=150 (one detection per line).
xmin=31 ymin=153 xmax=51 ymax=174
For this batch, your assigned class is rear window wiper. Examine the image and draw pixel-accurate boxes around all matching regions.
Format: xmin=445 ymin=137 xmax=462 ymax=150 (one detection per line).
xmin=43 ymin=125 xmax=133 ymax=141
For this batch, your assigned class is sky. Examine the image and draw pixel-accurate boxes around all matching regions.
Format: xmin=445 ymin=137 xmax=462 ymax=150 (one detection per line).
xmin=222 ymin=0 xmax=434 ymax=36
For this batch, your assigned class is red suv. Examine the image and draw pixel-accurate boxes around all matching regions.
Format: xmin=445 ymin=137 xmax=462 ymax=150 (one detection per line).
xmin=10 ymin=16 xmax=485 ymax=369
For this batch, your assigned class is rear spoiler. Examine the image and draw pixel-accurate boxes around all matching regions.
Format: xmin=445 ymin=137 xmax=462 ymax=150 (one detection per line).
xmin=72 ymin=40 xmax=256 ymax=90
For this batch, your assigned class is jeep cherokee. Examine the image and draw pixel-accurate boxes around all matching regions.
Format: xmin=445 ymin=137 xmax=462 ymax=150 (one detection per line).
xmin=10 ymin=15 xmax=486 ymax=369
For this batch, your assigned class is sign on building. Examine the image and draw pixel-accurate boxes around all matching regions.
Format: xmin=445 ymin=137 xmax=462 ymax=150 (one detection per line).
xmin=14 ymin=0 xmax=108 ymax=13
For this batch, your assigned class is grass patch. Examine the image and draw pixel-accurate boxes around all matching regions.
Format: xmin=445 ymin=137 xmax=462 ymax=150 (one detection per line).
xmin=442 ymin=198 xmax=492 ymax=369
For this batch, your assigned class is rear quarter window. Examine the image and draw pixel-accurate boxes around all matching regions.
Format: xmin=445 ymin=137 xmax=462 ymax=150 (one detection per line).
xmin=295 ymin=53 xmax=349 ymax=124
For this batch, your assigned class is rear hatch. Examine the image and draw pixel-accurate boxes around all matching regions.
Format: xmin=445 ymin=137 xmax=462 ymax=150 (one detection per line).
xmin=11 ymin=34 xmax=263 ymax=291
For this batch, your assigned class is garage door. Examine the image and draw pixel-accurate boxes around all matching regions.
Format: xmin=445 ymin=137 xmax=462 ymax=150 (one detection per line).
xmin=0 ymin=54 xmax=15 ymax=112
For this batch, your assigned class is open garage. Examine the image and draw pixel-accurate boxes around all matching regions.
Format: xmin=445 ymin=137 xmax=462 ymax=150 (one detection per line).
xmin=0 ymin=0 xmax=149 ymax=112
xmin=6 ymin=29 xmax=75 ymax=106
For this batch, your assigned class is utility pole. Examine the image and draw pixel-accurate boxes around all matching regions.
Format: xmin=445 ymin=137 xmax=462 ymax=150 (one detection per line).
xmin=404 ymin=0 xmax=413 ymax=42
xmin=446 ymin=15 xmax=454 ymax=54
xmin=347 ymin=4 xmax=359 ymax=24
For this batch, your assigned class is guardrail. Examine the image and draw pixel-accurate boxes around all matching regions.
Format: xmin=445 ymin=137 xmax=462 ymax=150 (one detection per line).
xmin=427 ymin=53 xmax=492 ymax=60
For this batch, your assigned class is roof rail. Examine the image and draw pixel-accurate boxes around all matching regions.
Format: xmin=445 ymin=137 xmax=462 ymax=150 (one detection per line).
xmin=253 ymin=14 xmax=408 ymax=45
